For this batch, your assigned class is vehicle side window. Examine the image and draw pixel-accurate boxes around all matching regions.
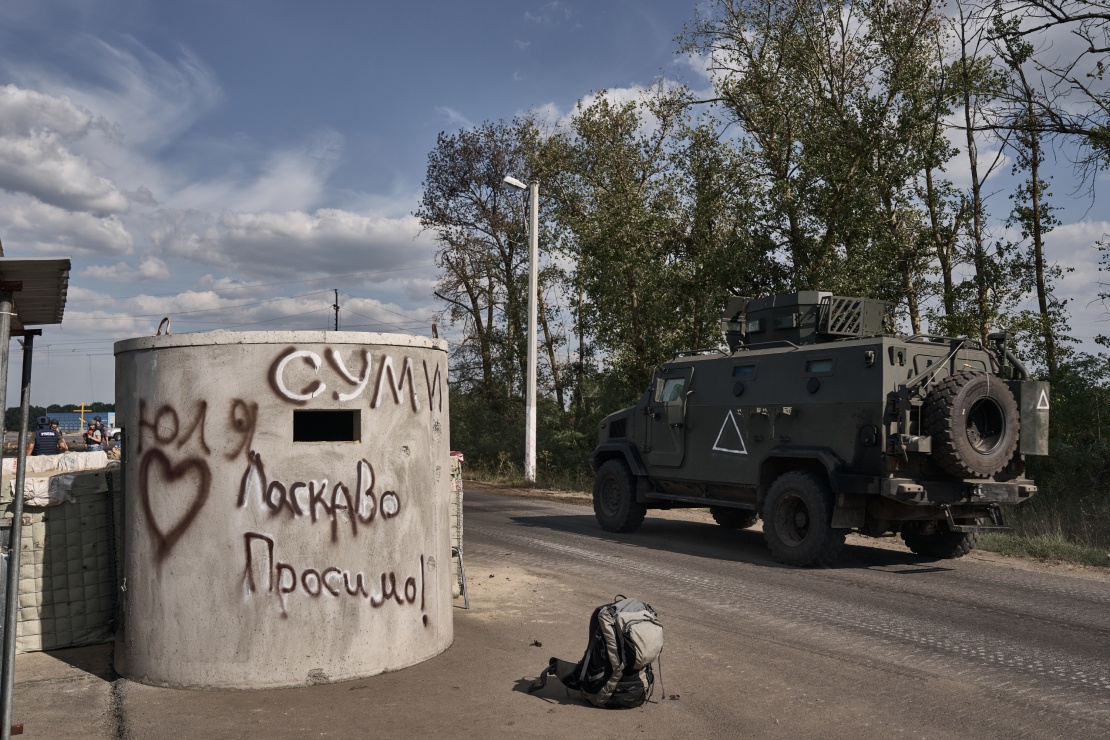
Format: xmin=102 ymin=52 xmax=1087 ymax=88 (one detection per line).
xmin=658 ymin=377 xmax=686 ymax=403
xmin=733 ymin=364 xmax=757 ymax=380
xmin=805 ymin=358 xmax=835 ymax=375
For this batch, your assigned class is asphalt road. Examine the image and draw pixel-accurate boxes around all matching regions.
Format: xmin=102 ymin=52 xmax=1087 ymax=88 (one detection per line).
xmin=12 ymin=484 xmax=1109 ymax=738
xmin=463 ymin=485 xmax=1110 ymax=738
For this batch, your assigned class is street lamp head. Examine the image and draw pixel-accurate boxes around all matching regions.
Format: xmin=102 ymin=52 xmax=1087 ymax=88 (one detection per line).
xmin=502 ymin=175 xmax=527 ymax=190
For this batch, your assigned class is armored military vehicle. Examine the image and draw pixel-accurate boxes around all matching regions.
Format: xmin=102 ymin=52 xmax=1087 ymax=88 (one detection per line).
xmin=590 ymin=292 xmax=1049 ymax=566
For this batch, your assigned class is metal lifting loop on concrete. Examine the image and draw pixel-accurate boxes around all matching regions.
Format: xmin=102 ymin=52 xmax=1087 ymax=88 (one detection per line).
xmin=156 ymin=317 xmax=171 ymax=336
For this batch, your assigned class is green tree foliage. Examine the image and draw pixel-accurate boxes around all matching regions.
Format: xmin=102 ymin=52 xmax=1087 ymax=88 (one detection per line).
xmin=1019 ymin=352 xmax=1110 ymax=549
xmin=683 ymin=0 xmax=959 ymax=310
xmin=423 ymin=0 xmax=1110 ymax=557
xmin=5 ymin=406 xmax=46 ymax=433
xmin=541 ymin=86 xmax=788 ymax=405
xmin=4 ymin=403 xmax=114 ymax=432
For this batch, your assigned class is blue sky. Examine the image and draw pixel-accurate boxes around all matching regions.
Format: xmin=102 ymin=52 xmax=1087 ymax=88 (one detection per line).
xmin=0 ymin=0 xmax=1106 ymax=407
xmin=0 ymin=0 xmax=698 ymax=405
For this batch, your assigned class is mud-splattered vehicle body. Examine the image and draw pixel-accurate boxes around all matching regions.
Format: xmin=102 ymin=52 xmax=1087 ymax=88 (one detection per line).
xmin=590 ymin=292 xmax=1049 ymax=566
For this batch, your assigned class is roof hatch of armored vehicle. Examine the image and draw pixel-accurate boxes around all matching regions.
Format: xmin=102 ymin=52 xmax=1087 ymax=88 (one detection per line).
xmin=723 ymin=293 xmax=890 ymax=350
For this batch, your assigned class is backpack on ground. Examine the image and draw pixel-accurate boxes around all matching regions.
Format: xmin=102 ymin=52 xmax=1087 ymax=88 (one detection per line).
xmin=528 ymin=595 xmax=664 ymax=709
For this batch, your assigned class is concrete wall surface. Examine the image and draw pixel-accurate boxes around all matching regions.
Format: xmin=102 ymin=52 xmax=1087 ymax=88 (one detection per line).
xmin=113 ymin=331 xmax=452 ymax=688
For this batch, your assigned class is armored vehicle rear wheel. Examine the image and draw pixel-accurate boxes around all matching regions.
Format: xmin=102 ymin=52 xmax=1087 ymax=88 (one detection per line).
xmin=593 ymin=459 xmax=647 ymax=533
xmin=761 ymin=472 xmax=845 ymax=567
xmin=901 ymin=521 xmax=981 ymax=559
xmin=925 ymin=371 xmax=1019 ymax=478
xmin=710 ymin=507 xmax=759 ymax=530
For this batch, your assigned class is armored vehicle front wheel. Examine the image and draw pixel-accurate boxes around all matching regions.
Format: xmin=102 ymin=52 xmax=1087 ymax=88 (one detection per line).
xmin=593 ymin=459 xmax=647 ymax=533
xmin=761 ymin=472 xmax=845 ymax=567
xmin=710 ymin=507 xmax=759 ymax=530
xmin=925 ymin=371 xmax=1020 ymax=478
xmin=901 ymin=521 xmax=981 ymax=559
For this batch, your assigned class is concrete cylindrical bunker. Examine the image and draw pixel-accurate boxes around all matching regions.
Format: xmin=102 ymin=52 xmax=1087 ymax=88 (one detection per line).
xmin=113 ymin=331 xmax=451 ymax=688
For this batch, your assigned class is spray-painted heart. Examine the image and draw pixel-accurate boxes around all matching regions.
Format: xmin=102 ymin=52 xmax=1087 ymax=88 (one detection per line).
xmin=139 ymin=449 xmax=212 ymax=562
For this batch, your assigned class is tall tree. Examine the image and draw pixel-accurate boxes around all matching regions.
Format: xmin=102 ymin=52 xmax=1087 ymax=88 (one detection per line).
xmin=995 ymin=8 xmax=1069 ymax=375
xmin=542 ymin=88 xmax=691 ymax=400
xmin=914 ymin=33 xmax=969 ymax=332
xmin=948 ymin=0 xmax=1022 ymax=343
xmin=683 ymin=0 xmax=848 ymax=290
xmin=683 ymin=0 xmax=960 ymax=319
xmin=858 ymin=0 xmax=955 ymax=331
xmin=667 ymin=116 xmax=782 ymax=342
xmin=992 ymin=0 xmax=1110 ymax=167
xmin=416 ymin=120 xmax=533 ymax=407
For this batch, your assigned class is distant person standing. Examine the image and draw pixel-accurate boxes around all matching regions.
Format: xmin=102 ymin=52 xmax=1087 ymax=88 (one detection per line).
xmin=94 ymin=415 xmax=112 ymax=449
xmin=27 ymin=416 xmax=62 ymax=456
xmin=84 ymin=420 xmax=103 ymax=452
xmin=49 ymin=419 xmax=68 ymax=453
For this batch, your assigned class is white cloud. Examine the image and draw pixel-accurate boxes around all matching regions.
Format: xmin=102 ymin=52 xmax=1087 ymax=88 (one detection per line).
xmin=524 ymin=2 xmax=574 ymax=25
xmin=435 ymin=106 xmax=474 ymax=130
xmin=0 ymin=196 xmax=132 ymax=254
xmin=7 ymin=37 xmax=223 ymax=151
xmin=0 ymin=85 xmax=129 ymax=214
xmin=81 ymin=254 xmax=169 ymax=282
xmin=0 ymin=130 xmax=128 ymax=214
xmin=108 ymin=288 xmax=355 ymax=334
xmin=532 ymin=82 xmax=684 ymax=135
xmin=674 ymin=52 xmax=713 ymax=86
xmin=166 ymin=130 xmax=342 ymax=214
xmin=529 ymin=101 xmax=566 ymax=128
xmin=1045 ymin=219 xmax=1109 ymax=345
xmin=0 ymin=39 xmax=226 ymax=228
xmin=153 ymin=207 xmax=436 ymax=280
xmin=125 ymin=185 xmax=159 ymax=206
xmin=0 ymin=84 xmax=93 ymax=138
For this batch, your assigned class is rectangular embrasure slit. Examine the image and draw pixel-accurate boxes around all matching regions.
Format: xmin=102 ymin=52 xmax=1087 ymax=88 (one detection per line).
xmin=293 ymin=410 xmax=360 ymax=442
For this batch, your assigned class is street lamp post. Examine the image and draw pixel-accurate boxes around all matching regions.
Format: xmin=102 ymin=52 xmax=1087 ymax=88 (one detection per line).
xmin=503 ymin=175 xmax=538 ymax=482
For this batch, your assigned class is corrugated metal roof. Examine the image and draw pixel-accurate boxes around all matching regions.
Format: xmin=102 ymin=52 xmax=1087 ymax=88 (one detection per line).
xmin=0 ymin=257 xmax=71 ymax=331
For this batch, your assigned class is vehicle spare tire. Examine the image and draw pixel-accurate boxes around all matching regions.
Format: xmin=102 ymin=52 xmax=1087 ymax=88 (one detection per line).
xmin=924 ymin=370 xmax=1019 ymax=478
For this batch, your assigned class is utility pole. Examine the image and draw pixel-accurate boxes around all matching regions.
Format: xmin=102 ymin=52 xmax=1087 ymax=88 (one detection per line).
xmin=502 ymin=175 xmax=540 ymax=483
xmin=333 ymin=289 xmax=339 ymax=331
xmin=524 ymin=180 xmax=538 ymax=482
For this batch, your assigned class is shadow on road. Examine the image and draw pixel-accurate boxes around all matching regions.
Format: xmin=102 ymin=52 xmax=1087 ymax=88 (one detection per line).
xmin=511 ymin=676 xmax=587 ymax=706
xmin=507 ymin=512 xmax=956 ymax=573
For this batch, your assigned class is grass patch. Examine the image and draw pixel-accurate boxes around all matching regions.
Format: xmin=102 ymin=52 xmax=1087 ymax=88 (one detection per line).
xmin=463 ymin=455 xmax=595 ymax=493
xmin=978 ymin=532 xmax=1110 ymax=568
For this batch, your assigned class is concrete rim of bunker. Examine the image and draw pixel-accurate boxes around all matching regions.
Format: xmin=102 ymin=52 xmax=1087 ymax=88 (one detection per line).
xmin=113 ymin=330 xmax=448 ymax=356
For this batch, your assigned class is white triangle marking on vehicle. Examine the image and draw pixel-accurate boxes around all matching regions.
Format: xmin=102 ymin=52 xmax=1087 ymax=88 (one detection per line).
xmin=1037 ymin=388 xmax=1050 ymax=410
xmin=712 ymin=410 xmax=747 ymax=454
